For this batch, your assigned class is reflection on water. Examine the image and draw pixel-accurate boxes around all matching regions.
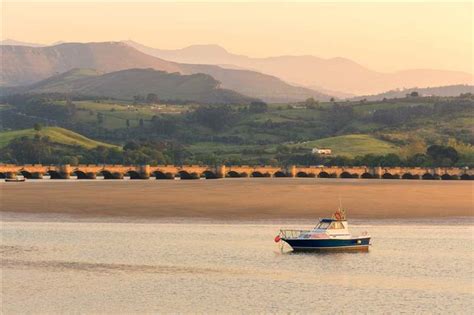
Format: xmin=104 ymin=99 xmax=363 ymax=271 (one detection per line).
xmin=1 ymin=217 xmax=473 ymax=313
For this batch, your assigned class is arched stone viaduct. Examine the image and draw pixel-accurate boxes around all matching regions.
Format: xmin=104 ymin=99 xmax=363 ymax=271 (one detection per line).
xmin=0 ymin=164 xmax=472 ymax=180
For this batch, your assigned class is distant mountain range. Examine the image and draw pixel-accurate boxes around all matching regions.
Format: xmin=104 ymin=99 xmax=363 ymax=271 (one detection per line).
xmin=350 ymin=84 xmax=474 ymax=101
xmin=0 ymin=42 xmax=181 ymax=86
xmin=0 ymin=68 xmax=257 ymax=104
xmin=2 ymin=39 xmax=472 ymax=100
xmin=0 ymin=42 xmax=331 ymax=103
xmin=124 ymin=41 xmax=473 ymax=96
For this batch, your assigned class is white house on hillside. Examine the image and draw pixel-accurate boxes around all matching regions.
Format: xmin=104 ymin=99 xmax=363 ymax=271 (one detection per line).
xmin=312 ymin=147 xmax=332 ymax=155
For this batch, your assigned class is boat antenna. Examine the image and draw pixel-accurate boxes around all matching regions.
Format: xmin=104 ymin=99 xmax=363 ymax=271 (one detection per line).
xmin=338 ymin=196 xmax=346 ymax=219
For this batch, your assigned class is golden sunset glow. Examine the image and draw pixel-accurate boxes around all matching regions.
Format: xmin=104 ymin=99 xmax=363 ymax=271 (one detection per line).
xmin=2 ymin=1 xmax=472 ymax=73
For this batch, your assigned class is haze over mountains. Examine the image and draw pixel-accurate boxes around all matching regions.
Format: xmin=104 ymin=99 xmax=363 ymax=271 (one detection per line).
xmin=124 ymin=40 xmax=473 ymax=96
xmin=0 ymin=42 xmax=181 ymax=86
xmin=0 ymin=42 xmax=330 ymax=103
xmin=1 ymin=39 xmax=472 ymax=102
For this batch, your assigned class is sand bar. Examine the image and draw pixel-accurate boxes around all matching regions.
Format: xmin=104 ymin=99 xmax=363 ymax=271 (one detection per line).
xmin=1 ymin=179 xmax=472 ymax=219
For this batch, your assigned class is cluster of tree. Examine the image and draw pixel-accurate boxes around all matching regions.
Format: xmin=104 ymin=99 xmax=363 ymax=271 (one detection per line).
xmin=0 ymin=136 xmax=189 ymax=166
xmin=248 ymin=101 xmax=268 ymax=113
xmin=276 ymin=144 xmax=467 ymax=167
xmin=188 ymin=102 xmax=268 ymax=132
xmin=370 ymin=98 xmax=474 ymax=126
xmin=133 ymin=93 xmax=160 ymax=104
xmin=325 ymin=103 xmax=357 ymax=133
xmin=192 ymin=105 xmax=237 ymax=131
xmin=304 ymin=97 xmax=320 ymax=109
xmin=1 ymin=93 xmax=98 ymax=130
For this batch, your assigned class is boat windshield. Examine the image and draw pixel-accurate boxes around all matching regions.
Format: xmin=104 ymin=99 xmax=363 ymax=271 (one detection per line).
xmin=329 ymin=222 xmax=345 ymax=229
xmin=316 ymin=222 xmax=331 ymax=230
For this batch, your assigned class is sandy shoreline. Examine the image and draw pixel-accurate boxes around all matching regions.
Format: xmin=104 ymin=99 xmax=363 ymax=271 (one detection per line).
xmin=1 ymin=178 xmax=473 ymax=219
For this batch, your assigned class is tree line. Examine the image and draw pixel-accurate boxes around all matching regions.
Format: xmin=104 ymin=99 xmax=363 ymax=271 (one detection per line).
xmin=1 ymin=133 xmax=469 ymax=168
xmin=0 ymin=136 xmax=189 ymax=166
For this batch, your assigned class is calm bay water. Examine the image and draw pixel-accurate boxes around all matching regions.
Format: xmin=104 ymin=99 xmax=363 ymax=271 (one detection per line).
xmin=1 ymin=216 xmax=473 ymax=313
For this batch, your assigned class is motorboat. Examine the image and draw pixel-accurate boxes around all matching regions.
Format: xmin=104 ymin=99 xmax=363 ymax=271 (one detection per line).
xmin=275 ymin=209 xmax=370 ymax=252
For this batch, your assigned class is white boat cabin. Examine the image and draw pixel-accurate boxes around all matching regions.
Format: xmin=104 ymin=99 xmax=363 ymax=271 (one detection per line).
xmin=296 ymin=218 xmax=352 ymax=239
xmin=313 ymin=219 xmax=350 ymax=236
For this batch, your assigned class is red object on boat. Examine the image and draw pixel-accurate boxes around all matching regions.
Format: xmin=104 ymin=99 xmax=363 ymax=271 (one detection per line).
xmin=274 ymin=235 xmax=281 ymax=242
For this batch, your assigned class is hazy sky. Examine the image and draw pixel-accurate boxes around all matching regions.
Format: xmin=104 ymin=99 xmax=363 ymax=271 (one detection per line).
xmin=2 ymin=1 xmax=472 ymax=73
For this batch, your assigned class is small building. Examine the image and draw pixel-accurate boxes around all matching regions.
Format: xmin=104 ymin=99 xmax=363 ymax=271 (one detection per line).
xmin=312 ymin=147 xmax=332 ymax=155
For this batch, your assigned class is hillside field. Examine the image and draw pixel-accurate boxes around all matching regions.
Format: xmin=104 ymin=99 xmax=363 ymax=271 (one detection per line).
xmin=188 ymin=134 xmax=399 ymax=160
xmin=57 ymin=100 xmax=192 ymax=129
xmin=290 ymin=135 xmax=399 ymax=158
xmin=0 ymin=127 xmax=117 ymax=149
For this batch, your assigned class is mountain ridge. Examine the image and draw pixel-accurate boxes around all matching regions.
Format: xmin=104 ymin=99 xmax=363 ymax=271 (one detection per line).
xmin=0 ymin=42 xmax=332 ymax=102
xmin=123 ymin=40 xmax=473 ymax=96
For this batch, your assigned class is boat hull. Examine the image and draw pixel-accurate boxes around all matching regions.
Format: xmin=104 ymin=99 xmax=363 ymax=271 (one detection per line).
xmin=282 ymin=237 xmax=371 ymax=252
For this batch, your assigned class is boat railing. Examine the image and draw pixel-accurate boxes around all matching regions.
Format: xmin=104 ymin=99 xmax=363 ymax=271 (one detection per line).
xmin=279 ymin=229 xmax=311 ymax=239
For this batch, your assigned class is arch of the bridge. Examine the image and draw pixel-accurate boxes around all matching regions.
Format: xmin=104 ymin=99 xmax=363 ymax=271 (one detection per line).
xmin=340 ymin=171 xmax=351 ymax=178
xmin=340 ymin=171 xmax=359 ymax=179
xmin=318 ymin=171 xmax=331 ymax=178
xmin=273 ymin=171 xmax=287 ymax=177
xmin=360 ymin=172 xmax=374 ymax=179
xmin=401 ymin=173 xmax=419 ymax=180
xmin=47 ymin=170 xmax=63 ymax=179
xmin=201 ymin=170 xmax=218 ymax=179
xmin=100 ymin=170 xmax=113 ymax=179
xmin=422 ymin=173 xmax=440 ymax=180
xmin=73 ymin=170 xmax=88 ymax=179
xmin=441 ymin=174 xmax=459 ymax=180
xmin=295 ymin=171 xmax=314 ymax=178
xmin=152 ymin=170 xmax=173 ymax=179
xmin=99 ymin=170 xmax=123 ymax=179
xmin=382 ymin=172 xmax=400 ymax=179
xmin=22 ymin=170 xmax=44 ymax=179
xmin=226 ymin=170 xmax=241 ymax=178
xmin=125 ymin=170 xmax=142 ymax=179
xmin=177 ymin=170 xmax=199 ymax=180
xmin=20 ymin=170 xmax=33 ymax=179
xmin=72 ymin=170 xmax=97 ymax=179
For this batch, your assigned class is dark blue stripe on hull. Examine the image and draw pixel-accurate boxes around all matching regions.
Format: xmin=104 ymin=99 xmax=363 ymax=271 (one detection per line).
xmin=283 ymin=237 xmax=370 ymax=250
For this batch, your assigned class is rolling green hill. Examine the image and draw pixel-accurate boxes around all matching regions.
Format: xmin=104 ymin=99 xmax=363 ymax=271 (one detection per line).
xmin=1 ymin=68 xmax=256 ymax=104
xmin=290 ymin=134 xmax=399 ymax=158
xmin=187 ymin=135 xmax=399 ymax=161
xmin=0 ymin=127 xmax=117 ymax=149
